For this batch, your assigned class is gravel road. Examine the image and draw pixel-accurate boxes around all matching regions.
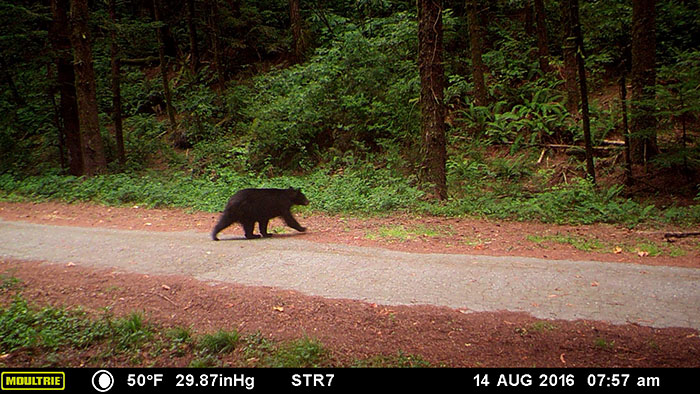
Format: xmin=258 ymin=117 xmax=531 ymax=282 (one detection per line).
xmin=1 ymin=218 xmax=698 ymax=330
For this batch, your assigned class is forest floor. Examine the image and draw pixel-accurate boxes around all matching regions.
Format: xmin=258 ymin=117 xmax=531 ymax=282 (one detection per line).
xmin=0 ymin=201 xmax=699 ymax=367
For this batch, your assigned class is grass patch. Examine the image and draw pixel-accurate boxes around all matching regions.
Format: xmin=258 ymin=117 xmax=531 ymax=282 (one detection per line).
xmin=0 ymin=296 xmax=108 ymax=352
xmin=1 ymin=297 xmax=430 ymax=368
xmin=264 ymin=337 xmax=329 ymax=368
xmin=353 ymin=352 xmax=433 ymax=368
xmin=527 ymin=234 xmax=607 ymax=252
xmin=515 ymin=321 xmax=558 ymax=337
xmin=527 ymin=235 xmax=694 ymax=258
xmin=111 ymin=312 xmax=154 ymax=350
xmin=365 ymin=224 xmax=442 ymax=241
xmin=0 ymin=273 xmax=22 ymax=292
xmin=594 ymin=338 xmax=615 ymax=350
xmin=633 ymin=242 xmax=664 ymax=257
xmin=197 ymin=329 xmax=241 ymax=354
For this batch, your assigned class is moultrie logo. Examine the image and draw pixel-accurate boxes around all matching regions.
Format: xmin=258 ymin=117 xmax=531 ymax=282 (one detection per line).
xmin=1 ymin=371 xmax=65 ymax=390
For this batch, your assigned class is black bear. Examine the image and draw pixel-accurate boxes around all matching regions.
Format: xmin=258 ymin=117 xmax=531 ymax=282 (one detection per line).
xmin=211 ymin=187 xmax=309 ymax=240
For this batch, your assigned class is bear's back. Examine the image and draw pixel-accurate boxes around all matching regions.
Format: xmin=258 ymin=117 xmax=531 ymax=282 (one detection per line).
xmin=226 ymin=188 xmax=292 ymax=217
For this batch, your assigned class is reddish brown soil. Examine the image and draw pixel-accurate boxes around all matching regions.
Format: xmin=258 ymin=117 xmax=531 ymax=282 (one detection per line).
xmin=1 ymin=201 xmax=698 ymax=367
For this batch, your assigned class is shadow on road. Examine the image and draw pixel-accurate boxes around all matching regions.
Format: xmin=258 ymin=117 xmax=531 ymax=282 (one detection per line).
xmin=214 ymin=232 xmax=308 ymax=241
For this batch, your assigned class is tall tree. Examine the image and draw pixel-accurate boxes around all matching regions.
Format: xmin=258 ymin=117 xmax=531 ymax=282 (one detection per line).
xmin=109 ymin=0 xmax=125 ymax=167
xmin=205 ymin=0 xmax=224 ymax=84
xmin=50 ymin=0 xmax=83 ymax=176
xmin=619 ymin=70 xmax=633 ymax=183
xmin=630 ymin=0 xmax=658 ymax=164
xmin=187 ymin=0 xmax=200 ymax=73
xmin=418 ymin=0 xmax=447 ymax=200
xmin=153 ymin=0 xmax=178 ymax=136
xmin=570 ymin=0 xmax=595 ymax=183
xmin=533 ymin=0 xmax=551 ymax=73
xmin=289 ymin=0 xmax=305 ymax=63
xmin=0 ymin=58 xmax=24 ymax=107
xmin=69 ymin=0 xmax=107 ymax=175
xmin=466 ymin=0 xmax=489 ymax=106
xmin=560 ymin=0 xmax=579 ymax=113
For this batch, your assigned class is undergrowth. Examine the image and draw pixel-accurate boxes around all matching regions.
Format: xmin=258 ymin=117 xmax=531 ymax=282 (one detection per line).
xmin=0 ymin=166 xmax=697 ymax=227
xmin=0 ymin=294 xmax=428 ymax=368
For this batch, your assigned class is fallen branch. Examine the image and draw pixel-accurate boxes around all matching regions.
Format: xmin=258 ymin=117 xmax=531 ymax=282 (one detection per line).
xmin=664 ymin=232 xmax=700 ymax=239
xmin=601 ymin=139 xmax=626 ymax=146
xmin=147 ymin=291 xmax=178 ymax=306
xmin=121 ymin=56 xmax=160 ymax=66
xmin=502 ymin=141 xmax=620 ymax=151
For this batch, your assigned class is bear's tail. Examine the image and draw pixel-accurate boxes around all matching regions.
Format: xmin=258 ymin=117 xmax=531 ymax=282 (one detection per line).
xmin=211 ymin=214 xmax=235 ymax=241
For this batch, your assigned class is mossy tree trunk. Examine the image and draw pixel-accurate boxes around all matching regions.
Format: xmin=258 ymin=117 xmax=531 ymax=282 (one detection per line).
xmin=109 ymin=0 xmax=125 ymax=168
xmin=69 ymin=0 xmax=107 ymax=175
xmin=466 ymin=0 xmax=489 ymax=107
xmin=630 ymin=0 xmax=659 ymax=165
xmin=418 ymin=0 xmax=447 ymax=200
xmin=50 ymin=0 xmax=83 ymax=176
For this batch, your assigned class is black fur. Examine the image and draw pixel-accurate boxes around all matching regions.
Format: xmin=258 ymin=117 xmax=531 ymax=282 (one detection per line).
xmin=212 ymin=187 xmax=309 ymax=240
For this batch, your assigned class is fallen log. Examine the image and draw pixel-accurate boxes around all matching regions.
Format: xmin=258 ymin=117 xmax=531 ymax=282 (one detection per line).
xmin=664 ymin=232 xmax=700 ymax=239
xmin=121 ymin=56 xmax=160 ymax=66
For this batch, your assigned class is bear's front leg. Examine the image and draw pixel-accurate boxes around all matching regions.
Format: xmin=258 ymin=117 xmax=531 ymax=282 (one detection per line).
xmin=259 ymin=219 xmax=272 ymax=237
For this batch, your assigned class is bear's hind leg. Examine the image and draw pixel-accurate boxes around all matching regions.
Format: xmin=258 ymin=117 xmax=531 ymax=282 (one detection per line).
xmin=242 ymin=220 xmax=261 ymax=239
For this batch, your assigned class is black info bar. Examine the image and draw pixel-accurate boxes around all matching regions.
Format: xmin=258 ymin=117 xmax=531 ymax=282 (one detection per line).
xmin=0 ymin=368 xmax=693 ymax=393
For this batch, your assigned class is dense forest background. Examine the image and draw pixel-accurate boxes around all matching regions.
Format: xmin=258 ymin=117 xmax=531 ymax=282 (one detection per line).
xmin=1 ymin=0 xmax=699 ymax=226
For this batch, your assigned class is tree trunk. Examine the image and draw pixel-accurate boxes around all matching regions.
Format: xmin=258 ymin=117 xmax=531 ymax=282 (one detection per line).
xmin=533 ymin=0 xmax=551 ymax=73
xmin=570 ymin=0 xmax=595 ymax=183
xmin=69 ymin=0 xmax=107 ymax=176
xmin=466 ymin=0 xmax=489 ymax=106
xmin=619 ymin=72 xmax=633 ymax=183
xmin=0 ymin=58 xmax=25 ymax=107
xmin=46 ymin=64 xmax=67 ymax=171
xmin=153 ymin=0 xmax=178 ymax=134
xmin=109 ymin=0 xmax=125 ymax=168
xmin=630 ymin=0 xmax=658 ymax=164
xmin=206 ymin=0 xmax=224 ymax=84
xmin=560 ymin=0 xmax=579 ymax=113
xmin=289 ymin=0 xmax=304 ymax=63
xmin=187 ymin=0 xmax=200 ymax=73
xmin=418 ymin=0 xmax=447 ymax=200
xmin=50 ymin=0 xmax=83 ymax=176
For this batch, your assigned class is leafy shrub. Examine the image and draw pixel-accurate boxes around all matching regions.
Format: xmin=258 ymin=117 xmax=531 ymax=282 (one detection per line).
xmin=434 ymin=177 xmax=657 ymax=225
xmin=456 ymin=79 xmax=575 ymax=145
xmin=242 ymin=12 xmax=421 ymax=171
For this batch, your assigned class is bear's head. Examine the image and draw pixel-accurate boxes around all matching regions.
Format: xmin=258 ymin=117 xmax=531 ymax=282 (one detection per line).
xmin=288 ymin=187 xmax=310 ymax=206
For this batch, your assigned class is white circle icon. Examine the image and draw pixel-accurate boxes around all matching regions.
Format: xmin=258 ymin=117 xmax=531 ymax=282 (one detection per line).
xmin=92 ymin=370 xmax=114 ymax=392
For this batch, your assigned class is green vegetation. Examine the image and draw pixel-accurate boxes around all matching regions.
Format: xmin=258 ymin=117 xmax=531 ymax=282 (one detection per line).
xmin=353 ymin=352 xmax=433 ymax=368
xmin=263 ymin=337 xmax=329 ymax=368
xmin=527 ymin=232 xmax=691 ymax=257
xmin=197 ymin=329 xmax=241 ymax=354
xmin=365 ymin=224 xmax=442 ymax=241
xmin=516 ymin=321 xmax=558 ymax=336
xmin=0 ymin=297 xmax=107 ymax=353
xmin=0 ymin=294 xmax=428 ymax=367
xmin=2 ymin=169 xmax=698 ymax=227
xmin=594 ymin=338 xmax=616 ymax=350
xmin=1 ymin=0 xmax=698 ymax=227
xmin=527 ymin=234 xmax=607 ymax=252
